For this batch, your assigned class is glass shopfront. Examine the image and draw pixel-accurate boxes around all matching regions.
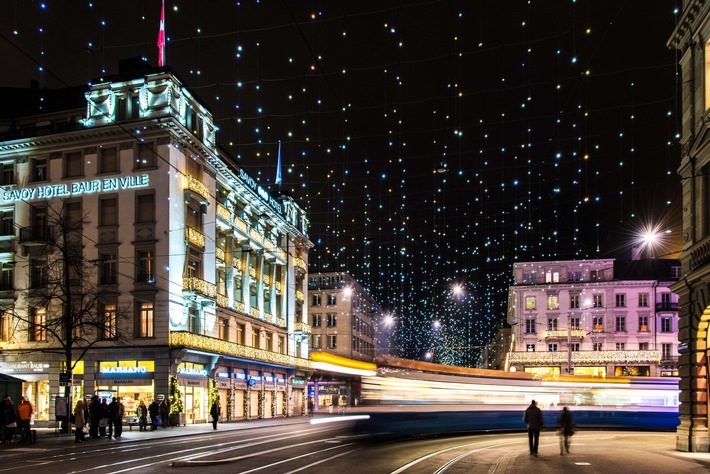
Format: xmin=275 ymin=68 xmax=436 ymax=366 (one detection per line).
xmin=177 ymin=363 xmax=208 ymax=423
xmin=0 ymin=361 xmax=52 ymax=422
xmin=95 ymin=360 xmax=155 ymax=417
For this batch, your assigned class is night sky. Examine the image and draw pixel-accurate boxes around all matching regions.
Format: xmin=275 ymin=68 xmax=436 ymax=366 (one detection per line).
xmin=0 ymin=1 xmax=682 ymax=366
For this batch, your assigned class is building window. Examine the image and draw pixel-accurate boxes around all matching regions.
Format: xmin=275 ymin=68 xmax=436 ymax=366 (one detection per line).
xmin=570 ymin=294 xmax=580 ymax=309
xmin=526 ymin=344 xmax=535 ymax=352
xmin=0 ymin=209 xmax=13 ymax=237
xmin=99 ymin=252 xmax=117 ymax=285
xmin=137 ymin=249 xmax=155 ymax=283
xmin=102 ymin=304 xmax=117 ymax=339
xmin=638 ymin=293 xmax=649 ymax=307
xmin=638 ymin=316 xmax=649 ymax=332
xmin=671 ymin=266 xmax=681 ymax=279
xmin=548 ymin=343 xmax=558 ymax=352
xmin=525 ymin=319 xmax=536 ymax=334
xmin=99 ymin=197 xmax=118 ymax=227
xmin=235 ymin=323 xmax=245 ymax=344
xmin=31 ymin=158 xmax=48 ymax=182
xmin=615 ymin=316 xmax=626 ymax=332
xmin=134 ymin=142 xmax=156 ymax=169
xmin=327 ymin=334 xmax=337 ymax=349
xmin=593 ymin=316 xmax=604 ymax=332
xmin=64 ymin=151 xmax=83 ymax=178
xmin=188 ymin=307 xmax=201 ymax=334
xmin=590 ymin=270 xmax=602 ymax=281
xmin=327 ymin=293 xmax=337 ymax=305
xmin=545 ymin=272 xmax=559 ymax=283
xmin=312 ymin=314 xmax=321 ymax=327
xmin=568 ymin=271 xmax=582 ymax=282
xmin=218 ymin=318 xmax=229 ymax=341
xmin=547 ymin=295 xmax=559 ymax=310
xmin=0 ymin=163 xmax=13 ymax=186
xmin=522 ymin=272 xmax=536 ymax=284
xmin=1 ymin=310 xmax=12 ymax=342
xmin=29 ymin=258 xmax=48 ymax=289
xmin=98 ymin=147 xmax=119 ymax=173
xmin=278 ymin=336 xmax=285 ymax=354
xmin=525 ymin=296 xmax=536 ymax=310
xmin=660 ymin=316 xmax=672 ymax=333
xmin=137 ymin=302 xmax=154 ymax=338
xmin=570 ymin=317 xmax=580 ymax=330
xmin=616 ymin=342 xmax=625 ymax=350
xmin=312 ymin=294 xmax=322 ymax=307
xmin=548 ymin=318 xmax=558 ymax=331
xmin=570 ymin=343 xmax=580 ymax=352
xmin=593 ymin=294 xmax=603 ymax=307
xmin=593 ymin=342 xmax=603 ymax=351
xmin=136 ymin=193 xmax=155 ymax=223
xmin=311 ymin=334 xmax=322 ymax=349
xmin=662 ymin=343 xmax=673 ymax=359
xmin=615 ymin=294 xmax=626 ymax=307
xmin=327 ymin=313 xmax=337 ymax=327
xmin=639 ymin=342 xmax=649 ymax=351
xmin=0 ymin=262 xmax=13 ymax=291
xmin=29 ymin=307 xmax=46 ymax=341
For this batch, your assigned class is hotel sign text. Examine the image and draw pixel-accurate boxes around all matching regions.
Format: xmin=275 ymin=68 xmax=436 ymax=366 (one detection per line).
xmin=2 ymin=175 xmax=150 ymax=203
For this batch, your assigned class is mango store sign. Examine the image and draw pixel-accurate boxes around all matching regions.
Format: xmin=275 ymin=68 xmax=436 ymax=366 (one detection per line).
xmin=2 ymin=174 xmax=150 ymax=204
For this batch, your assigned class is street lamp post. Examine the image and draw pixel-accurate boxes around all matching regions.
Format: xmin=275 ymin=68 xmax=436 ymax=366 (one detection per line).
xmin=568 ymin=313 xmax=573 ymax=374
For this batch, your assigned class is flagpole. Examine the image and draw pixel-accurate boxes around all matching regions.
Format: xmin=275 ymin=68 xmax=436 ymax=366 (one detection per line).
xmin=158 ymin=0 xmax=166 ymax=67
xmin=276 ymin=141 xmax=283 ymax=188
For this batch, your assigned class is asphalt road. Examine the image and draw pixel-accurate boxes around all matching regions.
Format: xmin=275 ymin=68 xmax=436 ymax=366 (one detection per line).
xmin=2 ymin=417 xmax=709 ymax=473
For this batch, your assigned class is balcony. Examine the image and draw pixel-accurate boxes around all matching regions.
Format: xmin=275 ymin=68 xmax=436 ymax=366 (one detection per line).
xmin=185 ymin=226 xmax=205 ymax=249
xmin=19 ymin=226 xmax=54 ymax=246
xmin=660 ymin=356 xmax=679 ymax=367
xmin=216 ymin=293 xmax=229 ymax=308
xmin=655 ymin=302 xmax=678 ymax=312
xmin=216 ymin=203 xmax=231 ymax=224
xmin=184 ymin=175 xmax=210 ymax=203
xmin=170 ymin=331 xmax=312 ymax=369
xmin=544 ymin=329 xmax=585 ymax=339
xmin=295 ymin=290 xmax=304 ymax=303
xmin=509 ymin=350 xmax=661 ymax=366
xmin=215 ymin=247 xmax=225 ymax=262
xmin=294 ymin=321 xmax=312 ymax=335
xmin=294 ymin=256 xmax=307 ymax=273
xmin=183 ymin=276 xmax=216 ymax=298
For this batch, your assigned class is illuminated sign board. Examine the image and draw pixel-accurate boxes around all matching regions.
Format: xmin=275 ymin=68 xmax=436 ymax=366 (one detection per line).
xmin=234 ymin=373 xmax=246 ymax=380
xmin=0 ymin=361 xmax=50 ymax=373
xmin=100 ymin=366 xmax=148 ymax=375
xmin=178 ymin=367 xmax=208 ymax=376
xmin=237 ymin=168 xmax=282 ymax=214
xmin=1 ymin=175 xmax=150 ymax=204
xmin=216 ymin=372 xmax=229 ymax=379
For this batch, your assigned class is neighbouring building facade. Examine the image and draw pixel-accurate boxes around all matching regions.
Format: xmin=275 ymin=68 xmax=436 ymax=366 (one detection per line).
xmin=667 ymin=0 xmax=710 ymax=453
xmin=507 ymin=259 xmax=680 ymax=378
xmin=307 ymin=272 xmax=379 ymax=408
xmin=0 ymin=61 xmax=313 ymax=426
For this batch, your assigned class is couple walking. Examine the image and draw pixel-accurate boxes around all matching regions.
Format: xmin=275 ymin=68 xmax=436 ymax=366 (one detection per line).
xmin=524 ymin=400 xmax=575 ymax=457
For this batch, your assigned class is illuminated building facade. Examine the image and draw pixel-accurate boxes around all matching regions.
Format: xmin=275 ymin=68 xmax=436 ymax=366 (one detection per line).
xmin=307 ymin=272 xmax=379 ymax=408
xmin=0 ymin=63 xmax=313 ymax=426
xmin=667 ymin=1 xmax=710 ymax=453
xmin=507 ymin=258 xmax=680 ymax=378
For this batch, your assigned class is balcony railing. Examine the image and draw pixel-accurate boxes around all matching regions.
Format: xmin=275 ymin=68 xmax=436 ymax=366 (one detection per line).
xmin=294 ymin=321 xmax=312 ymax=334
xmin=216 ymin=203 xmax=231 ymax=223
xmin=183 ymin=276 xmax=216 ymax=298
xmin=184 ymin=175 xmax=210 ymax=202
xmin=294 ymin=256 xmax=307 ymax=273
xmin=170 ymin=331 xmax=312 ymax=369
xmin=215 ymin=247 xmax=225 ymax=262
xmin=295 ymin=290 xmax=304 ymax=302
xmin=655 ymin=302 xmax=678 ymax=312
xmin=19 ymin=226 xmax=54 ymax=245
xmin=509 ymin=350 xmax=661 ymax=365
xmin=544 ymin=329 xmax=586 ymax=339
xmin=185 ymin=226 xmax=205 ymax=249
xmin=660 ymin=356 xmax=679 ymax=367
xmin=216 ymin=294 xmax=229 ymax=308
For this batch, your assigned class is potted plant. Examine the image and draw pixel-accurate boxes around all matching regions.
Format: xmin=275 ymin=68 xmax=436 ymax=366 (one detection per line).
xmin=169 ymin=376 xmax=185 ymax=426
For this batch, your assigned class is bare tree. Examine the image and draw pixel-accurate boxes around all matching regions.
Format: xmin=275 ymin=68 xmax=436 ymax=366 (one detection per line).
xmin=9 ymin=200 xmax=130 ymax=430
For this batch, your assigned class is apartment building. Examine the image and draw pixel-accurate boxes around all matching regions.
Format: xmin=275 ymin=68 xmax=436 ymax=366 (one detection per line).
xmin=0 ymin=61 xmax=313 ymax=426
xmin=507 ymin=258 xmax=680 ymax=377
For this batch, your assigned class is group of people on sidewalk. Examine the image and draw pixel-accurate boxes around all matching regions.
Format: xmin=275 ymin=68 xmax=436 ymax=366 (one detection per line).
xmin=72 ymin=395 xmax=125 ymax=443
xmin=0 ymin=395 xmax=33 ymax=444
xmin=524 ymin=400 xmax=575 ymax=457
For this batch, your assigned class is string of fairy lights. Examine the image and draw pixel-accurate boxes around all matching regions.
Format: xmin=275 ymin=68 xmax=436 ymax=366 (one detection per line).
xmin=1 ymin=1 xmax=682 ymax=367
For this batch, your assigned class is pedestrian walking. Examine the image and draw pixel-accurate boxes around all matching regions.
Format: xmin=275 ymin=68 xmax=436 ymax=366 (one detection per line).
xmin=16 ymin=396 xmax=33 ymax=443
xmin=73 ymin=399 xmax=87 ymax=443
xmin=524 ymin=400 xmax=544 ymax=456
xmin=137 ymin=401 xmax=148 ymax=431
xmin=307 ymin=397 xmax=314 ymax=417
xmin=558 ymin=406 xmax=575 ymax=455
xmin=148 ymin=400 xmax=160 ymax=431
xmin=159 ymin=399 xmax=169 ymax=428
xmin=210 ymin=400 xmax=220 ymax=430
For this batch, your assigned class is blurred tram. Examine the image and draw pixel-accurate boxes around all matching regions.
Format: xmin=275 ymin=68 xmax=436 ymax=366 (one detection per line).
xmin=350 ymin=356 xmax=680 ymax=435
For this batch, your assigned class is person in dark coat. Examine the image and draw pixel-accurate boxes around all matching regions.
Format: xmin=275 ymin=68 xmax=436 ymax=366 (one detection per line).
xmin=148 ymin=400 xmax=160 ymax=431
xmin=2 ymin=396 xmax=17 ymax=443
xmin=159 ymin=400 xmax=169 ymax=428
xmin=137 ymin=401 xmax=148 ymax=431
xmin=209 ymin=400 xmax=221 ymax=430
xmin=524 ymin=400 xmax=544 ymax=456
xmin=99 ymin=398 xmax=109 ymax=437
xmin=88 ymin=395 xmax=101 ymax=439
xmin=558 ymin=407 xmax=575 ymax=455
xmin=107 ymin=398 xmax=118 ymax=439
